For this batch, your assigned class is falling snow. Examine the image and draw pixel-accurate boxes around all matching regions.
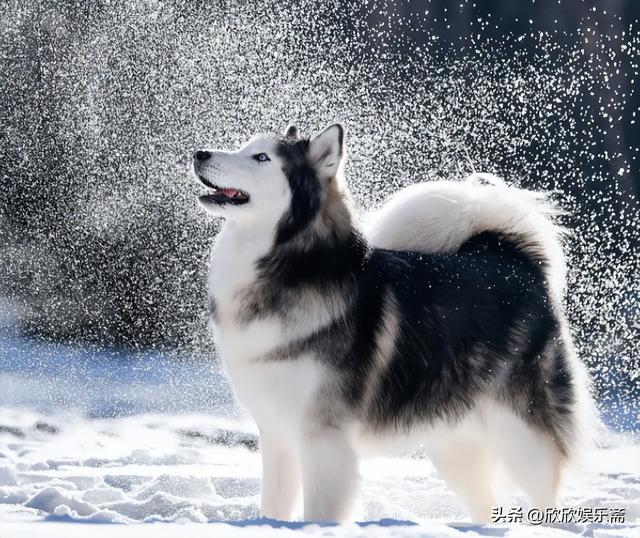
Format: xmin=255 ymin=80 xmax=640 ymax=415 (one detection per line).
xmin=0 ymin=0 xmax=638 ymax=534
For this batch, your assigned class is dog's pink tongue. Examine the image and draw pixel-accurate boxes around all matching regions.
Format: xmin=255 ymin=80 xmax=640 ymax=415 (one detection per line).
xmin=224 ymin=188 xmax=238 ymax=197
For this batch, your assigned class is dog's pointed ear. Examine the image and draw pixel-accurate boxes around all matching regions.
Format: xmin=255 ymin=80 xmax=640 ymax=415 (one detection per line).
xmin=284 ymin=124 xmax=299 ymax=139
xmin=308 ymin=123 xmax=344 ymax=179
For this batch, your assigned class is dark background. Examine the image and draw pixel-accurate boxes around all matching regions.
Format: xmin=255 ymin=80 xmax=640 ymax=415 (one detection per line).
xmin=0 ymin=0 xmax=638 ymax=426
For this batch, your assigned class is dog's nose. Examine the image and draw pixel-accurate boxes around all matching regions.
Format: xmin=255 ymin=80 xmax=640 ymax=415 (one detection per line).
xmin=194 ymin=150 xmax=212 ymax=161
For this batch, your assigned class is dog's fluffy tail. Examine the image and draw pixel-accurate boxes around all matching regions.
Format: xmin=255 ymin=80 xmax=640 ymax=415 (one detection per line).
xmin=364 ymin=174 xmax=600 ymax=463
xmin=364 ymin=173 xmax=567 ymax=300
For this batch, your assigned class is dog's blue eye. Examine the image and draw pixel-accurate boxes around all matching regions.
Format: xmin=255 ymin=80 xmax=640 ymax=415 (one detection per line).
xmin=253 ymin=153 xmax=270 ymax=162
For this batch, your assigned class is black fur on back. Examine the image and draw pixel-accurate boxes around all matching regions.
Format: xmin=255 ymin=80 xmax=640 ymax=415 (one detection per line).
xmin=245 ymin=136 xmax=577 ymax=458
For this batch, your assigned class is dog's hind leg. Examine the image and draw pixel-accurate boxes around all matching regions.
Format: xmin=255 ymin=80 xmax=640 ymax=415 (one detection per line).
xmin=487 ymin=404 xmax=563 ymax=509
xmin=426 ymin=417 xmax=498 ymax=523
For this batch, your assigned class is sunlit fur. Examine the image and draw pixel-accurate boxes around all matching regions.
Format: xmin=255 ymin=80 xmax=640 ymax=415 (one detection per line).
xmin=194 ymin=124 xmax=596 ymax=523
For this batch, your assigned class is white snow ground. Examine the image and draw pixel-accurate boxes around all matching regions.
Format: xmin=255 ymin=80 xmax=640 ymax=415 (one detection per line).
xmin=1 ymin=325 xmax=639 ymax=537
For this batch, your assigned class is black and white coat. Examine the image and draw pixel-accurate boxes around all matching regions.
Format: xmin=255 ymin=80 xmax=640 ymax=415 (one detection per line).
xmin=193 ymin=124 xmax=594 ymax=523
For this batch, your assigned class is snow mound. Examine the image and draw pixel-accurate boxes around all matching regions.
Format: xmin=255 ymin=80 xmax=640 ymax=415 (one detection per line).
xmin=0 ymin=327 xmax=638 ymax=536
xmin=0 ymin=409 xmax=638 ymax=537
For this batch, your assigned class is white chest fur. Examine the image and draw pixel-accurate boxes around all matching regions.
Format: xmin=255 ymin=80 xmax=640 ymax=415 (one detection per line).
xmin=208 ymin=223 xmax=280 ymax=361
xmin=224 ymin=354 xmax=323 ymax=434
xmin=208 ymin=223 xmax=327 ymax=432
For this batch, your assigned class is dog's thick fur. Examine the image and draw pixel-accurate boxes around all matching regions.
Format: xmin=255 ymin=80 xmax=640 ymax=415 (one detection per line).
xmin=194 ymin=124 xmax=595 ymax=523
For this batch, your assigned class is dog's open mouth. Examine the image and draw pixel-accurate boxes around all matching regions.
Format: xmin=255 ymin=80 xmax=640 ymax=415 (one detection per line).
xmin=197 ymin=175 xmax=250 ymax=206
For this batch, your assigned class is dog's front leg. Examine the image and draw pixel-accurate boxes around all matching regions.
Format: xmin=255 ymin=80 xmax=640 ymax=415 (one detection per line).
xmin=300 ymin=425 xmax=358 ymax=522
xmin=259 ymin=429 xmax=301 ymax=520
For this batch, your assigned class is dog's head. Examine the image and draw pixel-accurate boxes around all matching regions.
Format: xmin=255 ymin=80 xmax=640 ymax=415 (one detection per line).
xmin=193 ymin=124 xmax=347 ymax=242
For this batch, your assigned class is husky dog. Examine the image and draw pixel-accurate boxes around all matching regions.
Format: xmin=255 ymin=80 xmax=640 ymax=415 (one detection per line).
xmin=193 ymin=124 xmax=594 ymax=523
